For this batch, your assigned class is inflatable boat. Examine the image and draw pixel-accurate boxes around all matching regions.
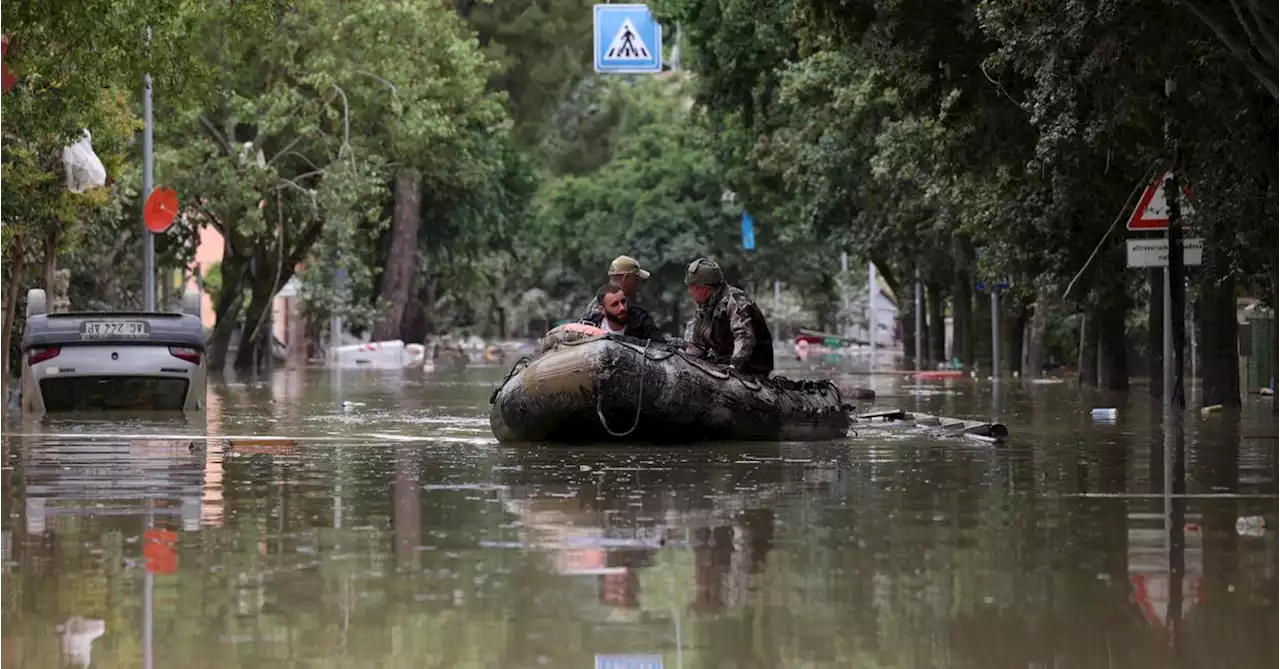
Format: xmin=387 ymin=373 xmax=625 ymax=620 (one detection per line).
xmin=488 ymin=324 xmax=855 ymax=443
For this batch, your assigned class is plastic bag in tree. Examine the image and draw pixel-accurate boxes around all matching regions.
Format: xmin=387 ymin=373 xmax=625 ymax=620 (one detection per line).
xmin=62 ymin=129 xmax=107 ymax=193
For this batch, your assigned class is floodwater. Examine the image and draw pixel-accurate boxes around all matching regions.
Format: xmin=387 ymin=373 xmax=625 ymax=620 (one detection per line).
xmin=2 ymin=362 xmax=1277 ymax=668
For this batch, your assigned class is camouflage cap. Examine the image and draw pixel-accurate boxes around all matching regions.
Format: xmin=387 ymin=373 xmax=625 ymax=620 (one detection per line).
xmin=684 ymin=257 xmax=724 ymax=286
xmin=608 ymin=255 xmax=651 ymax=279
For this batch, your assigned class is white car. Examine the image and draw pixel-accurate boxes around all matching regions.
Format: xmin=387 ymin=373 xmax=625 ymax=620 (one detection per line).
xmin=19 ymin=289 xmax=208 ymax=414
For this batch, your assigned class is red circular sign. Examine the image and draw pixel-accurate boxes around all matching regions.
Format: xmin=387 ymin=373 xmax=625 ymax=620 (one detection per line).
xmin=2 ymin=35 xmax=17 ymax=92
xmin=143 ymin=187 xmax=180 ymax=233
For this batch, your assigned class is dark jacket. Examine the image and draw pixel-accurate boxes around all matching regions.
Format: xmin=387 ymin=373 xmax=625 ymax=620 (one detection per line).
xmin=579 ymin=297 xmax=666 ymax=342
xmin=683 ymin=283 xmax=774 ymax=376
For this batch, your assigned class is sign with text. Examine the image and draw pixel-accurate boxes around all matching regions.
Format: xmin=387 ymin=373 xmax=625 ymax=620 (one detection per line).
xmin=1125 ymin=238 xmax=1204 ymax=268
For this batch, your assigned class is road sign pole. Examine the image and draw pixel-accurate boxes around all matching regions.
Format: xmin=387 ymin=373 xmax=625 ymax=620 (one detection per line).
xmin=1163 ymin=266 xmax=1175 ymax=404
xmin=142 ymin=66 xmax=156 ymax=312
xmin=1164 ymin=77 xmax=1185 ymax=410
xmin=991 ymin=289 xmax=1000 ymax=381
xmin=914 ymin=265 xmax=923 ymax=372
xmin=868 ymin=261 xmax=877 ymax=372
xmin=840 ymin=251 xmax=850 ymax=340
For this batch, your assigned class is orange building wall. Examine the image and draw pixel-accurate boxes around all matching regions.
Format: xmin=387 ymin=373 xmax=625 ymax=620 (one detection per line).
xmin=186 ymin=224 xmax=294 ymax=344
xmin=186 ymin=224 xmax=224 ymax=329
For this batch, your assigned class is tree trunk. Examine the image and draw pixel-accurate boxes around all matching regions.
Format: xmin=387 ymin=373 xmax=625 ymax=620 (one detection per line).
xmin=1010 ymin=301 xmax=1028 ymax=377
xmin=1027 ymin=285 xmax=1050 ymax=377
xmin=951 ymin=237 xmax=975 ymax=366
xmin=371 ymin=168 xmax=423 ymax=342
xmin=401 ymin=276 xmax=428 ymax=345
xmin=42 ymin=232 xmax=58 ymax=301
xmin=424 ymin=275 xmax=439 ymax=336
xmin=1147 ymin=267 xmax=1164 ymax=397
xmin=926 ymin=282 xmax=945 ymax=366
xmin=901 ymin=284 xmax=917 ymax=367
xmin=1269 ymin=267 xmax=1280 ymax=414
xmin=2 ymin=244 xmax=26 ymax=381
xmin=1097 ymin=282 xmax=1131 ymax=391
xmin=233 ymin=280 xmax=274 ymax=371
xmin=207 ymin=255 xmax=249 ymax=371
xmin=975 ymin=290 xmax=992 ymax=373
xmin=1196 ymin=264 xmax=1240 ymax=407
xmin=1079 ymin=310 xmax=1099 ymax=387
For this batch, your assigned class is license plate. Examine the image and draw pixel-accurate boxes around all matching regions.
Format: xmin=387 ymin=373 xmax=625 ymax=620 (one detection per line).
xmin=80 ymin=320 xmax=150 ymax=339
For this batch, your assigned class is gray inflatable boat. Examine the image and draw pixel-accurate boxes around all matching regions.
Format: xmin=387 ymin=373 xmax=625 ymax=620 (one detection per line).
xmin=489 ymin=324 xmax=854 ymax=443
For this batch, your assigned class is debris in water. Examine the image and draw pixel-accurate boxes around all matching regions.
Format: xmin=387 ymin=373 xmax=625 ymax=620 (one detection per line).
xmin=1090 ymin=408 xmax=1118 ymax=422
xmin=1236 ymin=516 xmax=1266 ymax=537
xmin=1200 ymin=404 xmax=1224 ymax=418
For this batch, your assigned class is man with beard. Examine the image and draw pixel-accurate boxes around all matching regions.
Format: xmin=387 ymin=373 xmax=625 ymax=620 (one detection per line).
xmin=582 ymin=283 xmax=664 ymax=341
xmin=580 ymin=256 xmax=658 ymax=324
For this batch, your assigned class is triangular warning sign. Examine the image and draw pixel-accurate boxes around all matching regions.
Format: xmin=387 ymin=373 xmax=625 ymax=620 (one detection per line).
xmin=604 ymin=18 xmax=651 ymax=61
xmin=1127 ymin=172 xmax=1194 ymax=231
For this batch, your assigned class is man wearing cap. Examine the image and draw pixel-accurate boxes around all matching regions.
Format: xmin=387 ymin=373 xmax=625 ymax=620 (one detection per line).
xmin=579 ymin=255 xmax=665 ymax=341
xmin=682 ymin=257 xmax=774 ymax=377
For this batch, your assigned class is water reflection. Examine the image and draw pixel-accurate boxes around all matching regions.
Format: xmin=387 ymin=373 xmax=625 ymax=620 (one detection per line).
xmin=0 ymin=375 xmax=1276 ymax=668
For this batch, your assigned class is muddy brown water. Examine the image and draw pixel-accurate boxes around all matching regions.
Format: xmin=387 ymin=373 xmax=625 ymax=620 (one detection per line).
xmin=2 ymin=363 xmax=1276 ymax=668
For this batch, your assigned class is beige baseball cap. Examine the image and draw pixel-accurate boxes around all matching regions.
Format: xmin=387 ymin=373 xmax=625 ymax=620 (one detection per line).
xmin=608 ymin=255 xmax=651 ymax=279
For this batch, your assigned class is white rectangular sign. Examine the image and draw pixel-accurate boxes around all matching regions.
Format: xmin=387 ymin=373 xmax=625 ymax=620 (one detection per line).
xmin=1125 ymin=238 xmax=1204 ymax=268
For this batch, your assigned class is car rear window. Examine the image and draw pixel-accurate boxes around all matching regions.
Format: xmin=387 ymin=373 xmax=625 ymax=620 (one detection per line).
xmin=39 ymin=376 xmax=190 ymax=412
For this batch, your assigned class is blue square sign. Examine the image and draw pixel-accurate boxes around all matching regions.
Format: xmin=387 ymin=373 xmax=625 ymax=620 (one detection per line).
xmin=595 ymin=655 xmax=663 ymax=669
xmin=594 ymin=4 xmax=663 ymax=73
xmin=741 ymin=211 xmax=756 ymax=250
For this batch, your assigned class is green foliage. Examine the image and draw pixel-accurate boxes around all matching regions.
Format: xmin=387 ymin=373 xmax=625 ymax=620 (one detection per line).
xmin=459 ymin=0 xmax=597 ymax=149
xmin=532 ymin=76 xmax=744 ymax=327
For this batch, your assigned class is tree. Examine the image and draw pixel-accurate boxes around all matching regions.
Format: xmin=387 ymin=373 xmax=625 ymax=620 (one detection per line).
xmin=164 ymin=0 xmax=509 ymax=369
xmin=1180 ymin=0 xmax=1278 ymax=99
xmin=1 ymin=0 xmax=274 ymax=376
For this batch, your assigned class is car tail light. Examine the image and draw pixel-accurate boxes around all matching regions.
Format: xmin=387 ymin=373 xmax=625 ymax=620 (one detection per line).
xmin=27 ymin=346 xmax=61 ymax=365
xmin=169 ymin=346 xmax=202 ymax=365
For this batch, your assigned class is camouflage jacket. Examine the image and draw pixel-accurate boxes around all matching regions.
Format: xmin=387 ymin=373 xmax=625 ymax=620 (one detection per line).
xmin=684 ymin=284 xmax=774 ymax=376
xmin=578 ymin=296 xmax=665 ymax=342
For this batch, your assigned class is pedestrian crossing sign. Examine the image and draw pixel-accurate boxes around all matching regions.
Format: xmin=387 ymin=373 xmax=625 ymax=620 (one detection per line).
xmin=594 ymin=4 xmax=663 ymax=73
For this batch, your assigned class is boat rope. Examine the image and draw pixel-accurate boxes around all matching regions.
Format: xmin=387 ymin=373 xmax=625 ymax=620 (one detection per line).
xmin=595 ymin=338 xmax=652 ymax=438
xmin=490 ymin=355 xmax=533 ymax=405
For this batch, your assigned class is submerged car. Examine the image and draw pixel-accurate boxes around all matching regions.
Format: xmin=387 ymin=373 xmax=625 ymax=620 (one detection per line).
xmin=19 ymin=289 xmax=208 ymax=414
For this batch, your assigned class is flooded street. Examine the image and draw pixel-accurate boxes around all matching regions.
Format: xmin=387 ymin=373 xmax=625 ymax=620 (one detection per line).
xmin=3 ymin=366 xmax=1277 ymax=668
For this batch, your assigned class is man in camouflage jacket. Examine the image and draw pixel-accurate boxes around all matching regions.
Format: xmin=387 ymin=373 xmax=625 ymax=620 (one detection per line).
xmin=682 ymin=257 xmax=774 ymax=377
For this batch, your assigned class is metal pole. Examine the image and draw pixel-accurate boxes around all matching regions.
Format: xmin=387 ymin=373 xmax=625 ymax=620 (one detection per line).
xmin=868 ymin=261 xmax=877 ymax=372
xmin=1163 ymin=267 xmax=1175 ymax=405
xmin=142 ymin=61 xmax=156 ymax=312
xmin=990 ymin=290 xmax=1000 ymax=380
xmin=143 ymin=500 xmax=154 ymax=669
xmin=1188 ymin=281 xmax=1197 ymax=390
xmin=840 ymin=252 xmax=850 ymax=340
xmin=1165 ymin=76 xmax=1186 ymax=409
xmin=330 ymin=267 xmax=347 ymax=367
xmin=914 ymin=265 xmax=924 ymax=371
